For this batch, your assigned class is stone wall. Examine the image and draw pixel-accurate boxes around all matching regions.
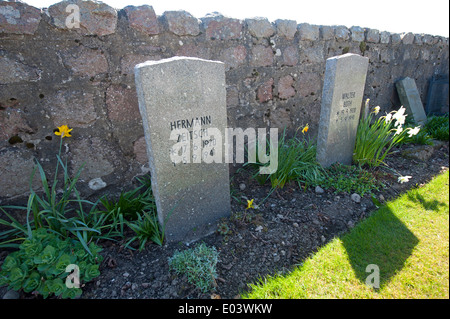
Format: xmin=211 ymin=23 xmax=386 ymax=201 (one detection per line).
xmin=1 ymin=1 xmax=449 ymax=201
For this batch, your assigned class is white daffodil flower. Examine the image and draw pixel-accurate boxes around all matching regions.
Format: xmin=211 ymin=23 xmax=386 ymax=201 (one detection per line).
xmin=394 ymin=126 xmax=403 ymax=135
xmin=393 ymin=106 xmax=407 ymax=127
xmin=385 ymin=113 xmax=393 ymax=124
xmin=398 ymin=175 xmax=412 ymax=184
xmin=408 ymin=126 xmax=421 ymax=137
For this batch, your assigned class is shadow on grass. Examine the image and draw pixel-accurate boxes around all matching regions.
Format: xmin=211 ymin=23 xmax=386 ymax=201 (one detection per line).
xmin=341 ymin=206 xmax=419 ymax=289
xmin=407 ymin=192 xmax=448 ymax=212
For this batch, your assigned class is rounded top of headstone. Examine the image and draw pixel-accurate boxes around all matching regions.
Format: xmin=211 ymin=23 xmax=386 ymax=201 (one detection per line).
xmin=134 ymin=56 xmax=224 ymax=71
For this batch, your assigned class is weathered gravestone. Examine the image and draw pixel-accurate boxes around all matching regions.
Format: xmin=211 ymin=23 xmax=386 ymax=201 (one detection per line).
xmin=395 ymin=77 xmax=427 ymax=125
xmin=316 ymin=53 xmax=369 ymax=167
xmin=134 ymin=57 xmax=231 ymax=243
xmin=425 ymin=74 xmax=449 ymax=115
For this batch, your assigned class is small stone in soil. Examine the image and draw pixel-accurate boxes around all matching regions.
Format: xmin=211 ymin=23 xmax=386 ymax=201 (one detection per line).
xmin=315 ymin=186 xmax=325 ymax=194
xmin=351 ymin=193 xmax=361 ymax=203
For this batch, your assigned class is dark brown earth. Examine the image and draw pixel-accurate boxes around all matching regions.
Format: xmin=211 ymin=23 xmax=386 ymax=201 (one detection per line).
xmin=1 ymin=141 xmax=448 ymax=300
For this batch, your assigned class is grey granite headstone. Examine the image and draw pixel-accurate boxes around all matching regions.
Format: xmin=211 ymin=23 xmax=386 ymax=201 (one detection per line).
xmin=134 ymin=57 xmax=231 ymax=243
xmin=316 ymin=53 xmax=369 ymax=167
xmin=396 ymin=77 xmax=427 ymax=125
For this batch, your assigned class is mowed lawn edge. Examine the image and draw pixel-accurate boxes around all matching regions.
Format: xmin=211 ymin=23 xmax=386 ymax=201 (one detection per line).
xmin=244 ymin=170 xmax=449 ymax=299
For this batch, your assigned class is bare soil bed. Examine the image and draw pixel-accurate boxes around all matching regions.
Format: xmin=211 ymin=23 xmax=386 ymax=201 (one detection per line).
xmin=1 ymin=141 xmax=448 ymax=300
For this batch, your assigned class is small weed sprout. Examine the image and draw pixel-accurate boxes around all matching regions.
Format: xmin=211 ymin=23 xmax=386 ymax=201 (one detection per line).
xmin=217 ymin=221 xmax=231 ymax=236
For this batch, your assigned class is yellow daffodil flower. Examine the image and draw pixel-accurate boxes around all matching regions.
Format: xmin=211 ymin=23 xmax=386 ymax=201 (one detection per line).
xmin=302 ymin=124 xmax=309 ymax=134
xmin=246 ymin=199 xmax=255 ymax=210
xmin=373 ymin=106 xmax=380 ymax=115
xmin=55 ymin=125 xmax=73 ymax=138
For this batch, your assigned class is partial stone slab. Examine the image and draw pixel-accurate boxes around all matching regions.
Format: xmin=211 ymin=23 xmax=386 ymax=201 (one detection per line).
xmin=48 ymin=0 xmax=117 ymax=36
xmin=246 ymin=17 xmax=275 ymax=38
xmin=298 ymin=23 xmax=320 ymax=41
xmin=0 ymin=149 xmax=42 ymax=198
xmin=282 ymin=46 xmax=298 ymax=66
xmin=334 ymin=25 xmax=350 ymax=41
xmin=70 ymin=137 xmax=116 ymax=181
xmin=391 ymin=33 xmax=402 ymax=45
xmin=401 ymin=32 xmax=414 ymax=44
xmin=133 ymin=136 xmax=148 ymax=165
xmin=201 ymin=12 xmax=243 ymax=40
xmin=423 ymin=34 xmax=438 ymax=45
xmin=46 ymin=89 xmax=98 ymax=128
xmin=296 ymin=72 xmax=321 ymax=97
xmin=123 ymin=5 xmax=160 ymax=35
xmin=275 ymin=19 xmax=297 ymax=40
xmin=106 ymin=84 xmax=140 ymax=123
xmin=219 ymin=45 xmax=247 ymax=69
xmin=0 ymin=56 xmax=41 ymax=84
xmin=401 ymin=144 xmax=435 ymax=161
xmin=316 ymin=53 xmax=369 ymax=167
xmin=395 ymin=77 xmax=427 ymax=125
xmin=320 ymin=25 xmax=335 ymax=41
xmin=2 ymin=289 xmax=20 ymax=299
xmin=278 ymin=75 xmax=295 ymax=99
xmin=0 ymin=106 xmax=34 ymax=143
xmin=257 ymin=78 xmax=274 ymax=103
xmin=0 ymin=1 xmax=41 ymax=35
xmin=380 ymin=31 xmax=390 ymax=44
xmin=134 ymin=57 xmax=231 ymax=243
xmin=366 ymin=28 xmax=380 ymax=43
xmin=63 ymin=48 xmax=108 ymax=77
xmin=250 ymin=45 xmax=273 ymax=67
xmin=350 ymin=26 xmax=365 ymax=42
xmin=414 ymin=34 xmax=424 ymax=45
xmin=163 ymin=10 xmax=200 ymax=36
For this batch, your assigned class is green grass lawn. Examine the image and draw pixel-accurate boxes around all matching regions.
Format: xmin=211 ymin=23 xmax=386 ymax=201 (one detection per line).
xmin=244 ymin=170 xmax=449 ymax=299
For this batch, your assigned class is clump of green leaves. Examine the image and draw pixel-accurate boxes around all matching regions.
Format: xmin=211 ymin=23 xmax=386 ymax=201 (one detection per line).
xmin=425 ymin=114 xmax=449 ymax=141
xmin=318 ymin=163 xmax=383 ymax=196
xmin=100 ymin=176 xmax=155 ymax=222
xmin=125 ymin=211 xmax=164 ymax=250
xmin=245 ymin=128 xmax=324 ymax=189
xmin=0 ymin=228 xmax=102 ymax=299
xmin=100 ymin=176 xmax=165 ymax=250
xmin=0 ymin=127 xmax=163 ymax=254
xmin=168 ymin=243 xmax=219 ymax=293
xmin=0 ymin=128 xmax=118 ymax=253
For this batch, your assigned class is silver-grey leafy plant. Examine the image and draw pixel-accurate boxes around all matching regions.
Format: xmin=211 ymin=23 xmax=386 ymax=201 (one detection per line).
xmin=168 ymin=243 xmax=219 ymax=293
